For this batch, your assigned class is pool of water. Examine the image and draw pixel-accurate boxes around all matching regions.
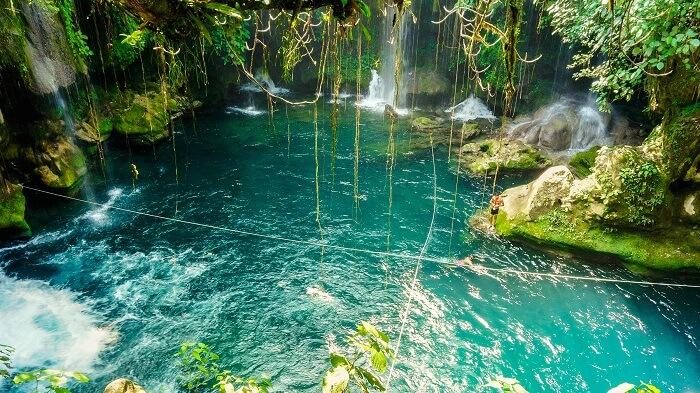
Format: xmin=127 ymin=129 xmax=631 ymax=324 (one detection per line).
xmin=1 ymin=103 xmax=698 ymax=392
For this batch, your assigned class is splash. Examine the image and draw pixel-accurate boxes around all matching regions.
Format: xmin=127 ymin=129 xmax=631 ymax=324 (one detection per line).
xmin=0 ymin=273 xmax=114 ymax=372
xmin=445 ymin=95 xmax=496 ymax=122
xmin=225 ymin=106 xmax=266 ymax=116
xmin=79 ymin=188 xmax=123 ymax=225
xmin=306 ymin=285 xmax=336 ymax=304
xmin=239 ymin=72 xmax=290 ymax=96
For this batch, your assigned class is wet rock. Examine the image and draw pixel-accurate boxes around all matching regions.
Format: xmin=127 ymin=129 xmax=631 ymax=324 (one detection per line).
xmin=0 ymin=182 xmax=31 ymax=239
xmin=384 ymin=104 xmax=399 ymax=120
xmin=104 ymin=379 xmax=147 ymax=393
xmin=76 ymin=117 xmax=112 ymax=144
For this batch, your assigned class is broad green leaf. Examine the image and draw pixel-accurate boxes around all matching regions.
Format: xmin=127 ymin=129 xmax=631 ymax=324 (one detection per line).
xmin=355 ymin=366 xmax=385 ymax=391
xmin=370 ymin=348 xmax=387 ymax=372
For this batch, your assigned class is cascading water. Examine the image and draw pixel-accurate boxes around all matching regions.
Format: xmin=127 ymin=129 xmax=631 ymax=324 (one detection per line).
xmin=445 ymin=95 xmax=496 ymax=122
xmin=359 ymin=4 xmax=413 ymax=112
xmin=508 ymin=98 xmax=610 ymax=152
xmin=570 ymin=107 xmax=608 ymax=150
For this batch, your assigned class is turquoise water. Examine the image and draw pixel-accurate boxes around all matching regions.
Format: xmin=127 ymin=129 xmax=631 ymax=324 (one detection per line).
xmin=1 ymin=104 xmax=699 ymax=392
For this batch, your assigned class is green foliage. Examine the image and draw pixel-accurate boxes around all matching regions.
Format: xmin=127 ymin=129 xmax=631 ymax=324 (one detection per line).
xmin=209 ymin=21 xmax=250 ymax=66
xmin=109 ymin=10 xmax=150 ymax=69
xmin=569 ymin=146 xmax=601 ymax=178
xmin=13 ymin=369 xmax=89 ymax=393
xmin=56 ymin=0 xmax=92 ymax=60
xmin=545 ymin=0 xmax=700 ymax=110
xmin=322 ymin=321 xmax=393 ymax=393
xmin=176 ymin=342 xmax=271 ymax=393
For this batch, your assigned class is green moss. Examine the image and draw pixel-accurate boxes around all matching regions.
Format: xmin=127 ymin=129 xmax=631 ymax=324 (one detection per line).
xmin=113 ymin=91 xmax=172 ymax=145
xmin=0 ymin=184 xmax=31 ymax=240
xmin=494 ymin=210 xmax=700 ymax=271
xmin=569 ymin=146 xmax=601 ymax=178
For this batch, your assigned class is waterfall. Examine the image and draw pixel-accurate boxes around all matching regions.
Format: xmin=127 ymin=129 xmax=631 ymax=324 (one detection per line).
xmin=359 ymin=4 xmax=413 ymax=112
xmin=570 ymin=107 xmax=608 ymax=150
xmin=445 ymin=95 xmax=496 ymax=122
xmin=508 ymin=98 xmax=610 ymax=152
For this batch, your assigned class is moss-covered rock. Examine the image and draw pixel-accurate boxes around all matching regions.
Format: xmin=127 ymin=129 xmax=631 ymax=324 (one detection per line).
xmin=455 ymin=138 xmax=552 ymax=174
xmin=113 ymin=90 xmax=173 ymax=145
xmin=494 ymin=209 xmax=700 ymax=271
xmin=4 ymin=121 xmax=87 ymax=195
xmin=568 ymin=146 xmax=601 ymax=178
xmin=0 ymin=183 xmax=31 ymax=239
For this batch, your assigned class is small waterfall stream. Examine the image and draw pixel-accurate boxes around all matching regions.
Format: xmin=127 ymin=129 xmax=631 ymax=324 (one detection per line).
xmin=359 ymin=4 xmax=413 ymax=112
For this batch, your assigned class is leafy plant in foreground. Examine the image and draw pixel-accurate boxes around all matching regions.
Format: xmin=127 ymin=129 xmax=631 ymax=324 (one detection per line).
xmin=12 ymin=369 xmax=90 ymax=393
xmin=176 ymin=342 xmax=271 ymax=393
xmin=0 ymin=343 xmax=89 ymax=393
xmin=322 ymin=321 xmax=393 ymax=393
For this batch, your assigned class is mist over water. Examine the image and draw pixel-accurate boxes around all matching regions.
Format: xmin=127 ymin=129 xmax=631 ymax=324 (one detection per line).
xmin=1 ymin=106 xmax=698 ymax=392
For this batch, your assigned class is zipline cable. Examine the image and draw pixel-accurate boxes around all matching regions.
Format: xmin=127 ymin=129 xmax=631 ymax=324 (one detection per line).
xmin=385 ymin=133 xmax=438 ymax=391
xmin=17 ymin=185 xmax=700 ymax=289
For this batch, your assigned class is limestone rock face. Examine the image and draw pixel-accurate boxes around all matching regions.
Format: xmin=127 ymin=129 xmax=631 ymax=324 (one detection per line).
xmin=0 ymin=183 xmax=31 ymax=239
xmin=104 ymin=379 xmax=147 ymax=393
xmin=5 ymin=121 xmax=86 ymax=195
xmin=501 ymin=166 xmax=574 ymax=220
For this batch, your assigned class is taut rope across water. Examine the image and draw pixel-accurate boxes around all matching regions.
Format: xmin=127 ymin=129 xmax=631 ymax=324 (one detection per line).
xmin=18 ymin=184 xmax=700 ymax=289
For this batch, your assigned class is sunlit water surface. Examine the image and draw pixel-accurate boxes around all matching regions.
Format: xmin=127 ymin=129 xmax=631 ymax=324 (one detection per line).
xmin=1 ymin=105 xmax=698 ymax=392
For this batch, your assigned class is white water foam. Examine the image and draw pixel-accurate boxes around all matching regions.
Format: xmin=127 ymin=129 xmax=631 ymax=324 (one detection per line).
xmin=239 ymin=73 xmax=290 ymax=96
xmin=357 ymin=70 xmax=410 ymax=116
xmin=445 ymin=95 xmax=496 ymax=122
xmin=79 ymin=188 xmax=123 ymax=225
xmin=306 ymin=285 xmax=336 ymax=304
xmin=0 ymin=273 xmax=115 ymax=371
xmin=225 ymin=106 xmax=266 ymax=116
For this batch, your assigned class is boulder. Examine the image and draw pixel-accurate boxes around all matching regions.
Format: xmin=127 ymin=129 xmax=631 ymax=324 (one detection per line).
xmin=410 ymin=68 xmax=450 ymax=96
xmin=113 ymin=90 xmax=172 ymax=145
xmin=76 ymin=117 xmax=112 ymax=144
xmin=411 ymin=116 xmax=447 ymax=133
xmin=0 ymin=183 xmax=31 ymax=239
xmin=455 ymin=138 xmax=552 ymax=174
xmin=104 ymin=379 xmax=147 ymax=393
xmin=501 ymin=166 xmax=574 ymax=220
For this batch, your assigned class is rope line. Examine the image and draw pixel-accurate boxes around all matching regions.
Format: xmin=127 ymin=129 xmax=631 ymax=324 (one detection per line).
xmin=385 ymin=133 xmax=438 ymax=390
xmin=17 ymin=185 xmax=700 ymax=289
